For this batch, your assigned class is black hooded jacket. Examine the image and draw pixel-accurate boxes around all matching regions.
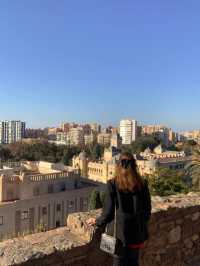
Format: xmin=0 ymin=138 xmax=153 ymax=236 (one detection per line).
xmin=96 ymin=179 xmax=152 ymax=246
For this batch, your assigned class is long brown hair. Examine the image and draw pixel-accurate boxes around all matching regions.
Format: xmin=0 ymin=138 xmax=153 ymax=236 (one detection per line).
xmin=115 ymin=152 xmax=144 ymax=192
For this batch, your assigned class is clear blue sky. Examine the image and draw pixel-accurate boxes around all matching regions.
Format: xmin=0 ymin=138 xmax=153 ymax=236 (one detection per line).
xmin=0 ymin=0 xmax=200 ymax=131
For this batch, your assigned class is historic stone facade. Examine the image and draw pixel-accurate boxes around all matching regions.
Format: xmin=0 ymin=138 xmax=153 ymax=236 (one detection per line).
xmin=72 ymin=147 xmax=120 ymax=183
xmin=0 ymin=193 xmax=200 ymax=265
xmin=0 ymin=161 xmax=99 ymax=241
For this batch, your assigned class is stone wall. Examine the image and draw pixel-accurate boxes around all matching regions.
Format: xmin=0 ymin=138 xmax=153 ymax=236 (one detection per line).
xmin=1 ymin=193 xmax=200 ymax=265
xmin=67 ymin=193 xmax=200 ymax=266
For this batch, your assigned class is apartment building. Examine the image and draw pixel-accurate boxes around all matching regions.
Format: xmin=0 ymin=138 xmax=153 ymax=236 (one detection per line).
xmin=68 ymin=127 xmax=85 ymax=146
xmin=90 ymin=123 xmax=101 ymax=134
xmin=56 ymin=132 xmax=70 ymax=145
xmin=0 ymin=161 xmax=98 ymax=240
xmin=97 ymin=133 xmax=111 ymax=146
xmin=180 ymin=130 xmax=200 ymax=143
xmin=84 ymin=133 xmax=95 ymax=145
xmin=110 ymin=133 xmax=122 ymax=148
xmin=142 ymin=124 xmax=171 ymax=146
xmin=120 ymin=119 xmax=137 ymax=145
xmin=0 ymin=121 xmax=26 ymax=144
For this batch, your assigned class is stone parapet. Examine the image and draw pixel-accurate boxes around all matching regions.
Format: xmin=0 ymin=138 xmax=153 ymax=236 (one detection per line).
xmin=67 ymin=193 xmax=200 ymax=266
xmin=1 ymin=193 xmax=200 ymax=265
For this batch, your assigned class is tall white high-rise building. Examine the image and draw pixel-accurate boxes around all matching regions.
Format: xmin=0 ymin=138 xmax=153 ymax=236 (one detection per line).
xmin=120 ymin=119 xmax=137 ymax=145
xmin=68 ymin=127 xmax=84 ymax=146
xmin=0 ymin=121 xmax=26 ymax=144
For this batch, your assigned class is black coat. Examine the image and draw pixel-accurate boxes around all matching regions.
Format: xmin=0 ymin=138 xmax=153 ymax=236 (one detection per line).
xmin=96 ymin=179 xmax=152 ymax=246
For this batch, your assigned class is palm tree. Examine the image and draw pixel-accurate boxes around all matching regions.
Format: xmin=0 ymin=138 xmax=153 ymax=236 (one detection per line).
xmin=185 ymin=149 xmax=200 ymax=191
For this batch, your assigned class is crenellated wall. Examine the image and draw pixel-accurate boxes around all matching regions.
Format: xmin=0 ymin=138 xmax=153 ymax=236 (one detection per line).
xmin=1 ymin=193 xmax=200 ymax=265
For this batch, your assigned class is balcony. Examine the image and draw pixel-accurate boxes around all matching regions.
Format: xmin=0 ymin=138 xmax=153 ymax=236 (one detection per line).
xmin=0 ymin=193 xmax=200 ymax=265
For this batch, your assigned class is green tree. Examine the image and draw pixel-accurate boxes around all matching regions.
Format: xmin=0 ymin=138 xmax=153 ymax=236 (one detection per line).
xmin=167 ymin=145 xmax=179 ymax=151
xmin=185 ymin=151 xmax=200 ymax=191
xmin=90 ymin=144 xmax=104 ymax=160
xmin=187 ymin=140 xmax=197 ymax=146
xmin=5 ymin=142 xmax=81 ymax=165
xmin=148 ymin=168 xmax=189 ymax=196
xmin=177 ymin=139 xmax=198 ymax=156
xmin=128 ymin=135 xmax=160 ymax=155
xmin=88 ymin=189 xmax=103 ymax=210
xmin=0 ymin=146 xmax=13 ymax=161
xmin=62 ymin=146 xmax=81 ymax=165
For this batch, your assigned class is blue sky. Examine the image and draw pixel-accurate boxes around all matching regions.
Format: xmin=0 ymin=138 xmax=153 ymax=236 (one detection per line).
xmin=0 ymin=1 xmax=200 ymax=131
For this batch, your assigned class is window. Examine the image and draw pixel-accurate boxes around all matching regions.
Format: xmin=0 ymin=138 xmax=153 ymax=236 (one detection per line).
xmin=33 ymin=186 xmax=40 ymax=196
xmin=48 ymin=184 xmax=54 ymax=194
xmin=83 ymin=198 xmax=88 ymax=207
xmin=74 ymin=180 xmax=78 ymax=189
xmin=60 ymin=182 xmax=66 ymax=192
xmin=56 ymin=204 xmax=61 ymax=212
xmin=21 ymin=211 xmax=29 ymax=220
xmin=80 ymin=197 xmax=84 ymax=211
xmin=80 ymin=198 xmax=88 ymax=211
xmin=7 ymin=189 xmax=14 ymax=200
xmin=56 ymin=221 xmax=61 ymax=228
xmin=0 ymin=216 xmax=3 ymax=226
xmin=68 ymin=201 xmax=74 ymax=208
xmin=42 ymin=207 xmax=47 ymax=215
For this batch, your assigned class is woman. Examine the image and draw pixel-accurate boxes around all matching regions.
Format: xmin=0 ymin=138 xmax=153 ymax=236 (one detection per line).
xmin=87 ymin=152 xmax=151 ymax=266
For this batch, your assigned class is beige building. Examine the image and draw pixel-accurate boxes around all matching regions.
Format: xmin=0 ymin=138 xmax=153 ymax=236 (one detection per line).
xmin=140 ymin=145 xmax=185 ymax=160
xmin=54 ymin=130 xmax=96 ymax=147
xmin=60 ymin=123 xmax=71 ymax=133
xmin=142 ymin=125 xmax=166 ymax=135
xmin=111 ymin=127 xmax=119 ymax=134
xmin=180 ymin=130 xmax=200 ymax=142
xmin=56 ymin=132 xmax=70 ymax=145
xmin=72 ymin=147 xmax=120 ymax=183
xmin=68 ymin=127 xmax=84 ymax=146
xmin=137 ymin=145 xmax=190 ymax=176
xmin=84 ymin=133 xmax=95 ymax=145
xmin=48 ymin=127 xmax=61 ymax=136
xmin=97 ymin=133 xmax=111 ymax=146
xmin=142 ymin=125 xmax=171 ymax=146
xmin=87 ymin=162 xmax=116 ymax=183
xmin=110 ymin=133 xmax=122 ymax=148
xmin=137 ymin=156 xmax=190 ymax=176
xmin=0 ymin=161 xmax=98 ymax=240
xmin=90 ymin=123 xmax=101 ymax=133
xmin=72 ymin=143 xmax=190 ymax=181
xmin=169 ymin=129 xmax=178 ymax=144
xmin=136 ymin=159 xmax=157 ymax=176
xmin=72 ymin=152 xmax=89 ymax=177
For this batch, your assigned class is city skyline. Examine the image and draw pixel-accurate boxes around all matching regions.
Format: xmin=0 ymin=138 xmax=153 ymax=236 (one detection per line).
xmin=1 ymin=112 xmax=200 ymax=133
xmin=1 ymin=1 xmax=200 ymax=130
xmin=41 ymin=120 xmax=200 ymax=134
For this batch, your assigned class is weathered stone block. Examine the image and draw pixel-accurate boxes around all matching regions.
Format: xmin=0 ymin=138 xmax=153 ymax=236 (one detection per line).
xmin=168 ymin=226 xmax=181 ymax=244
